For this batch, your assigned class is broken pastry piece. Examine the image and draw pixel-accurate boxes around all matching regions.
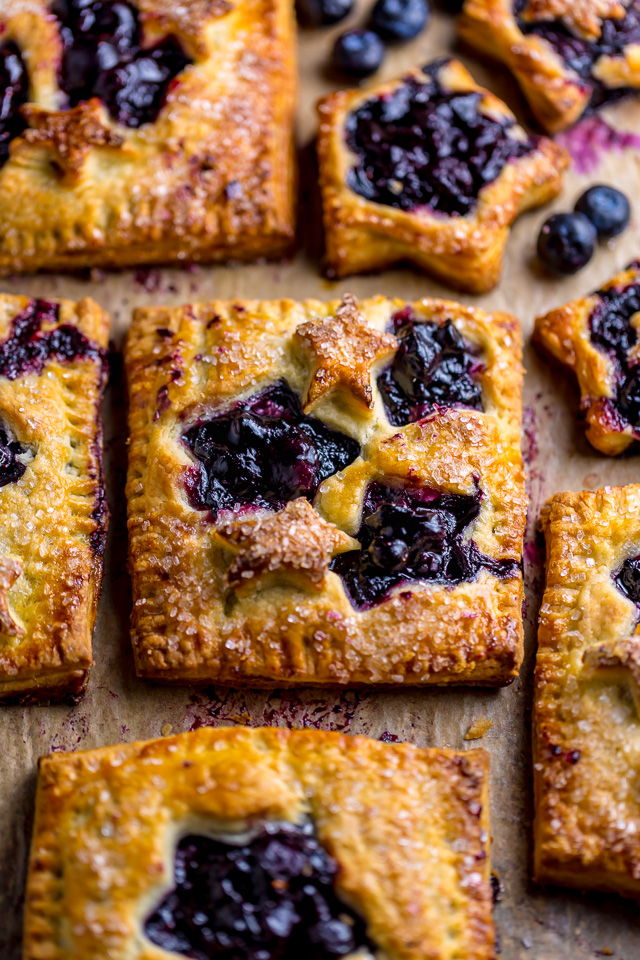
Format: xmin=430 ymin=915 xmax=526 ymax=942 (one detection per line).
xmin=23 ymin=726 xmax=495 ymax=960
xmin=125 ymin=293 xmax=526 ymax=687
xmin=534 ymin=485 xmax=640 ymax=898
xmin=534 ymin=259 xmax=640 ymax=456
xmin=0 ymin=0 xmax=296 ymax=273
xmin=0 ymin=294 xmax=109 ymax=702
xmin=459 ymin=0 xmax=640 ymax=133
xmin=317 ymin=57 xmax=569 ymax=292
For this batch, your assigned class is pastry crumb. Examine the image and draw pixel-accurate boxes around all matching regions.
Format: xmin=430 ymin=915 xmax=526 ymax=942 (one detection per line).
xmin=161 ymin=723 xmax=173 ymax=737
xmin=464 ymin=717 xmax=493 ymax=740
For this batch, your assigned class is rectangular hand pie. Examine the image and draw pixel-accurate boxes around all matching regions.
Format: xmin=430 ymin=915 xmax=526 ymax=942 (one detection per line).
xmin=534 ymin=260 xmax=640 ymax=456
xmin=0 ymin=0 xmax=296 ymax=273
xmin=317 ymin=57 xmax=568 ymax=291
xmin=125 ymin=293 xmax=526 ymax=687
xmin=534 ymin=485 xmax=640 ymax=898
xmin=23 ymin=726 xmax=495 ymax=960
xmin=459 ymin=0 xmax=640 ymax=133
xmin=0 ymin=294 xmax=108 ymax=702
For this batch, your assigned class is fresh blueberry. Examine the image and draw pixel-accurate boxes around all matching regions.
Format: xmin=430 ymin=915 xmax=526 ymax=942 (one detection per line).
xmin=296 ymin=0 xmax=353 ymax=25
xmin=575 ymin=185 xmax=631 ymax=240
xmin=370 ymin=0 xmax=430 ymax=40
xmin=536 ymin=212 xmax=596 ymax=275
xmin=331 ymin=29 xmax=385 ymax=77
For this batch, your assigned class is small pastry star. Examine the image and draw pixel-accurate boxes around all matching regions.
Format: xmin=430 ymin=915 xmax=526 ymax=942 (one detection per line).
xmin=217 ymin=498 xmax=358 ymax=596
xmin=14 ymin=100 xmax=125 ymax=184
xmin=137 ymin=0 xmax=233 ymax=55
xmin=0 ymin=556 xmax=24 ymax=639
xmin=582 ymin=637 xmax=640 ymax=713
xmin=294 ymin=294 xmax=398 ymax=412
xmin=519 ymin=0 xmax=625 ymax=40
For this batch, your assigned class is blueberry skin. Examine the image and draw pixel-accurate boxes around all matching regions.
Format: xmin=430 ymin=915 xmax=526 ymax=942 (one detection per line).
xmin=575 ymin=185 xmax=631 ymax=239
xmin=331 ymin=29 xmax=385 ymax=77
xmin=536 ymin=212 xmax=597 ymax=275
xmin=370 ymin=0 xmax=430 ymax=41
xmin=296 ymin=0 xmax=353 ymax=26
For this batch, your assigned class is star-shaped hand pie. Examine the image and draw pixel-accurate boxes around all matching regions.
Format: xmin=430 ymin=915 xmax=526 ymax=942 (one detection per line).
xmin=294 ymin=294 xmax=398 ymax=413
xmin=582 ymin=637 xmax=640 ymax=714
xmin=0 ymin=556 xmax=24 ymax=639
xmin=137 ymin=0 xmax=233 ymax=56
xmin=518 ymin=0 xmax=625 ymax=40
xmin=13 ymin=100 xmax=125 ymax=185
xmin=217 ymin=498 xmax=358 ymax=597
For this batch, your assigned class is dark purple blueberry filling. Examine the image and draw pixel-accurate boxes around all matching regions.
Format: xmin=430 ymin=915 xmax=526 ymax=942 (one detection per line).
xmin=378 ymin=308 xmax=483 ymax=426
xmin=144 ymin=823 xmax=371 ymax=960
xmin=183 ymin=381 xmax=360 ymax=519
xmin=0 ymin=423 xmax=28 ymax=487
xmin=0 ymin=41 xmax=29 ymax=169
xmin=589 ymin=274 xmax=640 ymax=432
xmin=615 ymin=554 xmax=640 ymax=605
xmin=331 ymin=482 xmax=519 ymax=609
xmin=0 ymin=299 xmax=103 ymax=381
xmin=345 ymin=60 xmax=537 ymax=216
xmin=51 ymin=0 xmax=191 ymax=127
xmin=515 ymin=0 xmax=640 ymax=111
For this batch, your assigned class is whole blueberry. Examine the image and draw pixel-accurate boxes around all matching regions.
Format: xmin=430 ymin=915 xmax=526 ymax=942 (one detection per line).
xmin=370 ymin=0 xmax=430 ymax=40
xmin=574 ymin=184 xmax=631 ymax=239
xmin=536 ymin=212 xmax=596 ymax=275
xmin=296 ymin=0 xmax=353 ymax=26
xmin=331 ymin=29 xmax=385 ymax=77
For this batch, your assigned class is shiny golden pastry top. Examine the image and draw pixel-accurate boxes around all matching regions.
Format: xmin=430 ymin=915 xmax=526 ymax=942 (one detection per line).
xmin=24 ymin=726 xmax=494 ymax=960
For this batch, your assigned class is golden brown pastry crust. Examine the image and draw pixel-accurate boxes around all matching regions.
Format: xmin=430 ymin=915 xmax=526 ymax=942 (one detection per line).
xmin=0 ymin=0 xmax=296 ymax=274
xmin=317 ymin=58 xmax=568 ymax=292
xmin=534 ymin=260 xmax=640 ymax=456
xmin=125 ymin=294 xmax=526 ymax=687
xmin=23 ymin=726 xmax=494 ymax=960
xmin=0 ymin=294 xmax=109 ymax=703
xmin=534 ymin=485 xmax=640 ymax=899
xmin=459 ymin=0 xmax=640 ymax=132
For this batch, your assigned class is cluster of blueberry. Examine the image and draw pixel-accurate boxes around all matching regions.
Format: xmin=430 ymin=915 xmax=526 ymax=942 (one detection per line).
xmin=297 ymin=0 xmax=430 ymax=77
xmin=537 ymin=184 xmax=631 ymax=276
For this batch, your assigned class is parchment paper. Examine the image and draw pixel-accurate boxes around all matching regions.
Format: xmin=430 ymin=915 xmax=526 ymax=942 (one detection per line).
xmin=2 ymin=7 xmax=640 ymax=958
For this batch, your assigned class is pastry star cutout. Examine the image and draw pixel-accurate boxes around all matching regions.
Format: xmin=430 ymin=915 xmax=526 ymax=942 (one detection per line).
xmin=582 ymin=638 xmax=640 ymax=713
xmin=137 ymin=0 xmax=233 ymax=55
xmin=217 ymin=498 xmax=358 ymax=595
xmin=294 ymin=294 xmax=398 ymax=412
xmin=0 ymin=556 xmax=24 ymax=639
xmin=519 ymin=0 xmax=625 ymax=40
xmin=14 ymin=100 xmax=125 ymax=184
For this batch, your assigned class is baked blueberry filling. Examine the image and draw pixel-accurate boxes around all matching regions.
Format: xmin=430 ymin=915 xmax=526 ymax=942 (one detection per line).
xmin=615 ymin=555 xmax=640 ymax=605
xmin=51 ymin=0 xmax=191 ymax=127
xmin=0 ymin=41 xmax=29 ymax=169
xmin=0 ymin=299 xmax=103 ymax=381
xmin=345 ymin=62 xmax=537 ymax=216
xmin=183 ymin=381 xmax=360 ymax=519
xmin=331 ymin=482 xmax=519 ymax=609
xmin=0 ymin=423 xmax=28 ymax=487
xmin=589 ymin=275 xmax=640 ymax=432
xmin=377 ymin=308 xmax=483 ymax=425
xmin=144 ymin=822 xmax=371 ymax=960
xmin=515 ymin=0 xmax=640 ymax=110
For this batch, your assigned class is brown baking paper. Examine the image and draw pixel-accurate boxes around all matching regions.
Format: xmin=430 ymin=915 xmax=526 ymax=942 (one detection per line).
xmin=2 ymin=8 xmax=640 ymax=958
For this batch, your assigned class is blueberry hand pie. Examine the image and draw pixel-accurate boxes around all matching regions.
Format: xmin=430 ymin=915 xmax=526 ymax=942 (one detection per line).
xmin=534 ymin=485 xmax=640 ymax=898
xmin=317 ymin=57 xmax=568 ymax=292
xmin=23 ymin=726 xmax=495 ymax=960
xmin=125 ymin=293 xmax=526 ymax=687
xmin=459 ymin=0 xmax=640 ymax=132
xmin=0 ymin=0 xmax=296 ymax=273
xmin=0 ymin=294 xmax=108 ymax=702
xmin=534 ymin=260 xmax=640 ymax=456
